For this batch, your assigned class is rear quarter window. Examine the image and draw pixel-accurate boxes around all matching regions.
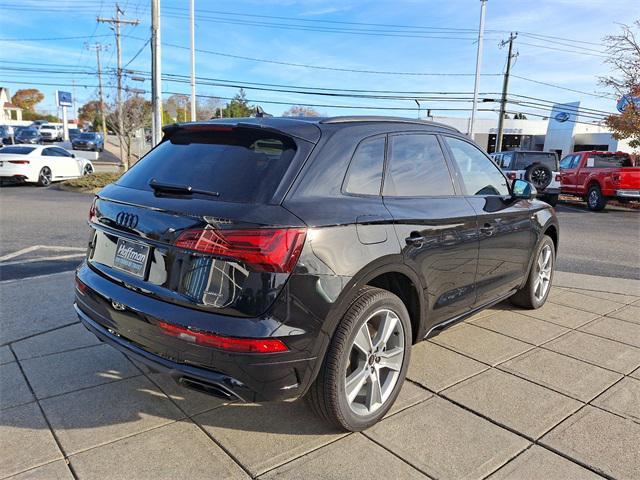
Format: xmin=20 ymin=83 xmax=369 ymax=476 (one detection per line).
xmin=515 ymin=152 xmax=558 ymax=171
xmin=343 ymin=136 xmax=385 ymax=196
xmin=116 ymin=128 xmax=299 ymax=204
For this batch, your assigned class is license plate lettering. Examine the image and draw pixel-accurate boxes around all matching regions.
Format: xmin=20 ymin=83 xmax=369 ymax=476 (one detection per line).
xmin=113 ymin=238 xmax=149 ymax=277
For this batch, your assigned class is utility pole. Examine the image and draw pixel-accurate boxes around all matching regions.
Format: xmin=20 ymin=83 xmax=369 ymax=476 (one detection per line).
xmin=469 ymin=0 xmax=487 ymax=139
xmin=190 ymin=0 xmax=196 ymax=121
xmin=85 ymin=43 xmax=108 ymax=138
xmin=495 ymin=32 xmax=517 ymax=153
xmin=151 ymin=0 xmax=162 ymax=145
xmin=98 ymin=4 xmax=139 ymax=166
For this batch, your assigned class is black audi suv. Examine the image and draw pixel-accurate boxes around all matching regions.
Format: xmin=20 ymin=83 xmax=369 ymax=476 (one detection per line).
xmin=74 ymin=116 xmax=558 ymax=431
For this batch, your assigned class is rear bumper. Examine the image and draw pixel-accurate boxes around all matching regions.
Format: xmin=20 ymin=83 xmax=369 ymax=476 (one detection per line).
xmin=76 ymin=304 xmax=248 ymax=402
xmin=616 ymin=189 xmax=640 ymax=199
xmin=74 ymin=263 xmax=320 ymax=402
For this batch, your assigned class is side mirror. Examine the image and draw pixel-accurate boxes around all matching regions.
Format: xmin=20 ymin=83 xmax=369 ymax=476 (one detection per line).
xmin=71 ymin=154 xmax=76 ymax=158
xmin=511 ymin=179 xmax=537 ymax=200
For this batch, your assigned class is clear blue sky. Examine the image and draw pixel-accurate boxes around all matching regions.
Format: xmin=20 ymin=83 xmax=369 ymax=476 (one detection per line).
xmin=0 ymin=0 xmax=635 ymax=122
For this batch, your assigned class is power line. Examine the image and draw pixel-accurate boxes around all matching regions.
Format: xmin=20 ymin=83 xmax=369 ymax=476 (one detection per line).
xmin=511 ymin=75 xmax=616 ymax=99
xmin=0 ymin=34 xmax=113 ymax=42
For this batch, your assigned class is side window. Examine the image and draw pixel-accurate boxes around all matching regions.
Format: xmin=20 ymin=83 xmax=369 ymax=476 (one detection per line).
xmin=444 ymin=137 xmax=510 ymax=196
xmin=41 ymin=148 xmax=54 ymax=157
xmin=559 ymin=155 xmax=574 ymax=169
xmin=343 ymin=136 xmax=385 ymax=195
xmin=571 ymin=155 xmax=583 ymax=168
xmin=384 ymin=134 xmax=455 ymax=197
xmin=502 ymin=153 xmax=513 ymax=169
xmin=53 ymin=147 xmax=71 ymax=157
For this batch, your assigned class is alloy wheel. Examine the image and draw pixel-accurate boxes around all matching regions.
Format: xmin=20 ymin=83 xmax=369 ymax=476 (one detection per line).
xmin=344 ymin=308 xmax=405 ymax=416
xmin=40 ymin=167 xmax=52 ymax=186
xmin=588 ymin=190 xmax=599 ymax=209
xmin=533 ymin=244 xmax=553 ymax=301
xmin=83 ymin=164 xmax=94 ymax=176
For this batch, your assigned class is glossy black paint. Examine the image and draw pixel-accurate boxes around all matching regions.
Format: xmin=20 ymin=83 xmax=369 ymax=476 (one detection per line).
xmin=75 ymin=116 xmax=559 ymax=402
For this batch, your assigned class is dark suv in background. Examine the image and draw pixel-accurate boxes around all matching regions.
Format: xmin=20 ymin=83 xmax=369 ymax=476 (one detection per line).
xmin=75 ymin=116 xmax=558 ymax=431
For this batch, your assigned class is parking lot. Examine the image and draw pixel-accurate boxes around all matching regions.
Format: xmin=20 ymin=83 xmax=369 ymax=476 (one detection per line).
xmin=1 ymin=185 xmax=639 ymax=479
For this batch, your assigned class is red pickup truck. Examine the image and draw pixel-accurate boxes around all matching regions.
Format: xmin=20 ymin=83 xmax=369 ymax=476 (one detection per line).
xmin=559 ymin=151 xmax=639 ymax=210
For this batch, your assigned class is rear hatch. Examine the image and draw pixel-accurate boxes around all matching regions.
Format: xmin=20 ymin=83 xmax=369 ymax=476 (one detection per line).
xmin=86 ymin=124 xmax=313 ymax=318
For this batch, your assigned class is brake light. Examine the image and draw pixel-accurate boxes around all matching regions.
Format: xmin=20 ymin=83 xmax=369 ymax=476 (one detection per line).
xmin=174 ymin=228 xmax=307 ymax=273
xmin=75 ymin=277 xmax=88 ymax=294
xmin=507 ymin=171 xmax=517 ymax=180
xmin=8 ymin=160 xmax=30 ymax=164
xmin=88 ymin=198 xmax=97 ymax=223
xmin=157 ymin=321 xmax=288 ymax=353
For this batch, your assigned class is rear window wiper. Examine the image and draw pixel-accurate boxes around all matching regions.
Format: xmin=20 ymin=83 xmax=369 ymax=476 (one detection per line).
xmin=148 ymin=179 xmax=220 ymax=198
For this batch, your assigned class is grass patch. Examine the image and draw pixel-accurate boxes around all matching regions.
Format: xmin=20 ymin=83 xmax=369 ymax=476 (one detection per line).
xmin=61 ymin=172 xmax=122 ymax=192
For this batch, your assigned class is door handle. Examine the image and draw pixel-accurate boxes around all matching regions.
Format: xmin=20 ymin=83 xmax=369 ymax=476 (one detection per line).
xmin=405 ymin=232 xmax=425 ymax=246
xmin=480 ymin=223 xmax=495 ymax=236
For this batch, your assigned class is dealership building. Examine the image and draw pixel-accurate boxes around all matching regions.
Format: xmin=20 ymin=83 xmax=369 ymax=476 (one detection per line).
xmin=431 ymin=102 xmax=636 ymax=158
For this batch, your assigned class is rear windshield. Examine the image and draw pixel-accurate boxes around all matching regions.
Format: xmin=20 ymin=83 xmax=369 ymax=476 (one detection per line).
xmin=116 ymin=128 xmax=298 ymax=204
xmin=586 ymin=154 xmax=633 ymax=168
xmin=514 ymin=152 xmax=558 ymax=171
xmin=0 ymin=146 xmax=35 ymax=154
xmin=19 ymin=130 xmax=37 ymax=137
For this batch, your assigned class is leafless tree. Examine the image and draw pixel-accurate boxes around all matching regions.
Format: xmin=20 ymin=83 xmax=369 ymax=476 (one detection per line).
xmin=107 ymin=95 xmax=151 ymax=170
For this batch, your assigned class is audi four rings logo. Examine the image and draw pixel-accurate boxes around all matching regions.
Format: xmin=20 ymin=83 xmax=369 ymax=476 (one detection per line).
xmin=115 ymin=212 xmax=139 ymax=229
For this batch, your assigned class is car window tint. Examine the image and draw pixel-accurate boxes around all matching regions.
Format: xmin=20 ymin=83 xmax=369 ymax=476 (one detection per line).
xmin=384 ymin=134 xmax=454 ymax=197
xmin=52 ymin=147 xmax=70 ymax=157
xmin=344 ymin=136 xmax=385 ymax=195
xmin=445 ymin=137 xmax=509 ymax=196
xmin=42 ymin=148 xmax=55 ymax=156
xmin=117 ymin=129 xmax=298 ymax=204
xmin=570 ymin=155 xmax=581 ymax=168
xmin=502 ymin=153 xmax=513 ymax=168
xmin=559 ymin=155 xmax=573 ymax=169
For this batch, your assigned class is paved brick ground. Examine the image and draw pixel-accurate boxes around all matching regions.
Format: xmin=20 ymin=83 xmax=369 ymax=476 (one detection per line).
xmin=1 ymin=272 xmax=639 ymax=479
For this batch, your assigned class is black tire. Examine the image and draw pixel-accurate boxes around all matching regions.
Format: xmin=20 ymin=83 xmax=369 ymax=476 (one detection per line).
xmin=587 ymin=185 xmax=607 ymax=211
xmin=36 ymin=166 xmax=52 ymax=187
xmin=541 ymin=194 xmax=559 ymax=207
xmin=525 ymin=163 xmax=552 ymax=190
xmin=83 ymin=164 xmax=94 ymax=176
xmin=306 ymin=287 xmax=412 ymax=431
xmin=510 ymin=235 xmax=555 ymax=309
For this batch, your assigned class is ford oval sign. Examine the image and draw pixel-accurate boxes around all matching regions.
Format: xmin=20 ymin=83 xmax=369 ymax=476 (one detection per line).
xmin=554 ymin=111 xmax=570 ymax=123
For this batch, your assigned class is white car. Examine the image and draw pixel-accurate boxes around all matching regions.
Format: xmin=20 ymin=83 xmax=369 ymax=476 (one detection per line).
xmin=39 ymin=124 xmax=62 ymax=142
xmin=490 ymin=150 xmax=561 ymax=206
xmin=0 ymin=145 xmax=94 ymax=186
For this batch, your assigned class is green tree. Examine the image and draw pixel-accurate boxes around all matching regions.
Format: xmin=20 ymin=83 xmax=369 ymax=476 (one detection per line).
xmin=221 ymin=89 xmax=253 ymax=118
xmin=78 ymin=100 xmax=104 ymax=130
xmin=11 ymin=88 xmax=44 ymax=112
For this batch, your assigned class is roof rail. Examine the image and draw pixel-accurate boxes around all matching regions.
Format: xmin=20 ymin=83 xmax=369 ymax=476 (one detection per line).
xmin=320 ymin=116 xmax=459 ymax=132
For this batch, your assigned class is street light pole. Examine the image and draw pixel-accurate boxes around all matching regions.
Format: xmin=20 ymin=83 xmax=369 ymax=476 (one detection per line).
xmin=469 ymin=0 xmax=487 ymax=139
xmin=496 ymin=32 xmax=517 ymax=153
xmin=190 ymin=0 xmax=196 ymax=122
xmin=151 ymin=0 xmax=163 ymax=145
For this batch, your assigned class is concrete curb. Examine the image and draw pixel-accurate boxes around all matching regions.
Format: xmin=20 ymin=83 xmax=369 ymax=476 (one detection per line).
xmin=555 ymin=271 xmax=640 ymax=296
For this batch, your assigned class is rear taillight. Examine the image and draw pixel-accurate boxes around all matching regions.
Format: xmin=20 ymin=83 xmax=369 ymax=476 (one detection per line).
xmin=174 ymin=228 xmax=307 ymax=273
xmin=8 ymin=160 xmax=29 ymax=164
xmin=88 ymin=198 xmax=97 ymax=223
xmin=507 ymin=172 xmax=517 ymax=180
xmin=157 ymin=321 xmax=288 ymax=353
xmin=75 ymin=277 xmax=88 ymax=294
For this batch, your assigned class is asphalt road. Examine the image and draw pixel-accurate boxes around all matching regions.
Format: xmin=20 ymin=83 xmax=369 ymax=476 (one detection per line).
xmin=0 ymin=185 xmax=638 ymax=281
